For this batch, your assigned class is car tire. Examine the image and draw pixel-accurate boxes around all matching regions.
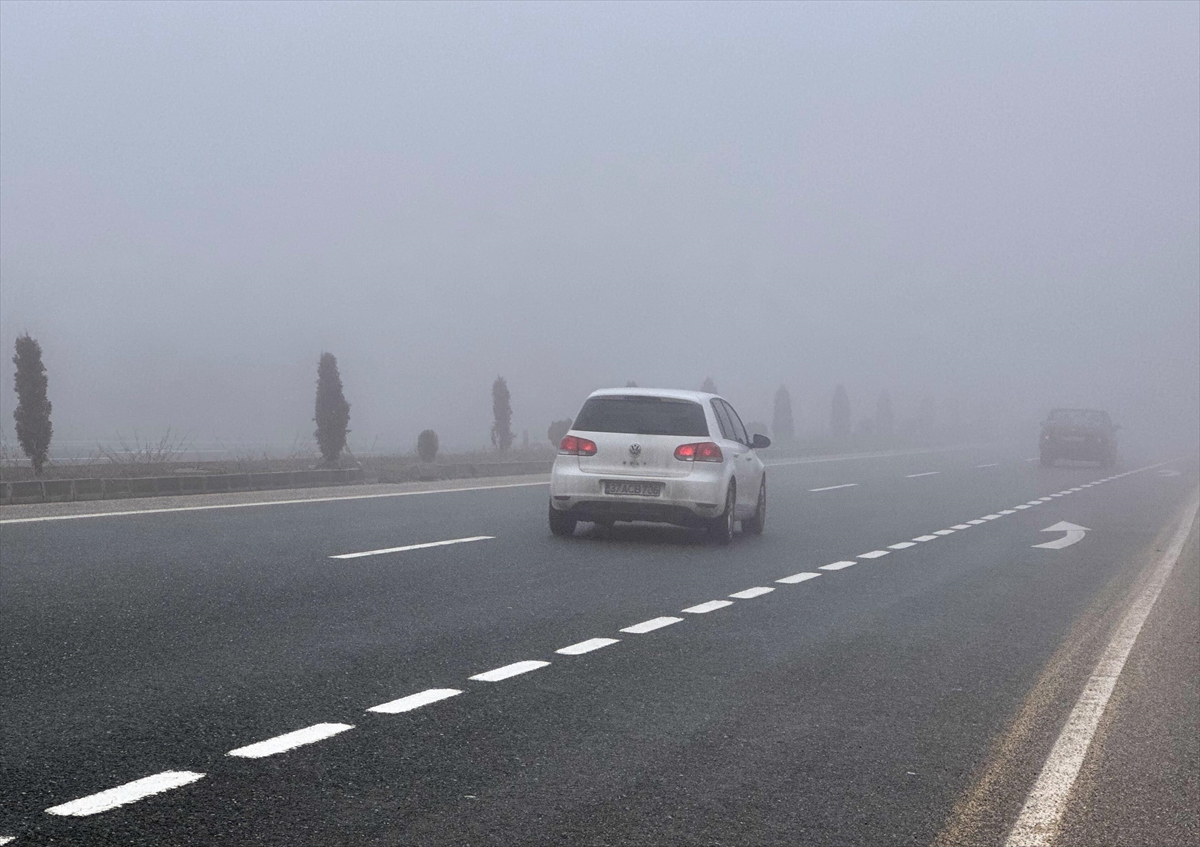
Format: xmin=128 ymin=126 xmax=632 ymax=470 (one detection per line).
xmin=707 ymin=481 xmax=736 ymax=546
xmin=743 ymin=477 xmax=766 ymax=536
xmin=548 ymin=504 xmax=577 ymax=537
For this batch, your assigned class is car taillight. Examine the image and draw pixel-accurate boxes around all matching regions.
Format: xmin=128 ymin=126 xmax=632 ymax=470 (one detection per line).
xmin=559 ymin=435 xmax=597 ymax=456
xmin=674 ymin=441 xmax=723 ymax=462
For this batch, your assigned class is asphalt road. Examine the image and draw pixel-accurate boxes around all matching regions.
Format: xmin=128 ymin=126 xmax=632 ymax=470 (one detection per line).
xmin=1 ymin=446 xmax=1196 ymax=846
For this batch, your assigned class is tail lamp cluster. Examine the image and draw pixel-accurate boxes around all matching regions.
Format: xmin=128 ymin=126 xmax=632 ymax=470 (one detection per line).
xmin=673 ymin=441 xmax=723 ymax=462
xmin=558 ymin=435 xmax=597 ymax=456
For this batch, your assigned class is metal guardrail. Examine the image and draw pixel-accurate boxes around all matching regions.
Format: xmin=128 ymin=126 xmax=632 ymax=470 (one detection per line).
xmin=1 ymin=467 xmax=366 ymax=505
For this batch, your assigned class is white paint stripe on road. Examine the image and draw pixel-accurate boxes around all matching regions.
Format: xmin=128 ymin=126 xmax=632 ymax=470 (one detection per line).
xmin=820 ymin=561 xmax=856 ymax=571
xmin=982 ymin=514 xmax=1002 ymax=520
xmin=367 ymin=688 xmax=462 ymax=714
xmin=808 ymin=483 xmax=858 ymax=492
xmin=45 ymin=771 xmax=206 ymax=817
xmin=1004 ymin=491 xmax=1199 ymax=847
xmin=858 ymin=550 xmax=890 ymax=559
xmin=620 ymin=616 xmax=682 ymax=634
xmin=0 ymin=481 xmax=550 ymax=525
xmin=1015 ymin=504 xmax=1031 ymax=509
xmin=967 ymin=519 xmax=987 ymax=525
xmin=0 ymin=836 xmax=14 ymax=844
xmin=683 ymin=600 xmax=733 ymax=614
xmin=729 ymin=587 xmax=774 ymax=599
xmin=933 ymin=529 xmax=956 ymax=535
xmin=228 ymin=723 xmax=353 ymax=758
xmin=913 ymin=535 xmax=938 ymax=542
xmin=976 ymin=463 xmax=1000 ymax=468
xmin=906 ymin=472 xmax=940 ymax=478
xmin=952 ymin=524 xmax=973 ymax=530
xmin=330 ymin=536 xmax=493 ymax=559
xmin=776 ymin=572 xmax=822 ymax=584
xmin=999 ymin=510 xmax=1017 ymax=515
xmin=469 ymin=660 xmax=550 ymax=682
xmin=556 ymin=638 xmax=619 ymax=656
xmin=888 ymin=541 xmax=917 ymax=550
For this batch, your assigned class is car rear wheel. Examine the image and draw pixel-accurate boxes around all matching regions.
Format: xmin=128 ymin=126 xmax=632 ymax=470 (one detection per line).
xmin=707 ymin=482 xmax=736 ymax=545
xmin=548 ymin=504 xmax=577 ymax=537
xmin=743 ymin=477 xmax=766 ymax=535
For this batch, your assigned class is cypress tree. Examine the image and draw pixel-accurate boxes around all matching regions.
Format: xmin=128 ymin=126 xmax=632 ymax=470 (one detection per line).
xmin=491 ymin=376 xmax=513 ymax=451
xmin=314 ymin=352 xmax=350 ymax=464
xmin=12 ymin=334 xmax=53 ymax=475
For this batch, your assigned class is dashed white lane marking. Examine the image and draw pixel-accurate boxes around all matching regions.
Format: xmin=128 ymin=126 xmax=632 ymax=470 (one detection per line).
xmin=975 ymin=463 xmax=1000 ymax=468
xmin=1036 ymin=498 xmax=1053 ymax=503
xmin=933 ymin=529 xmax=956 ymax=536
xmin=0 ymin=481 xmax=550 ymax=525
xmin=906 ymin=471 xmax=940 ymax=478
xmin=1015 ymin=504 xmax=1031 ymax=510
xmin=1049 ymin=494 xmax=1065 ymax=498
xmin=729 ymin=587 xmax=775 ymax=599
xmin=228 ymin=723 xmax=353 ymax=758
xmin=808 ymin=483 xmax=858 ymax=492
xmin=620 ymin=616 xmax=682 ymax=634
xmin=683 ymin=600 xmax=734 ymax=614
xmin=777 ymin=571 xmax=822 ymax=584
xmin=820 ymin=561 xmax=856 ymax=571
xmin=556 ymin=638 xmax=619 ymax=655
xmin=858 ymin=550 xmax=890 ymax=559
xmin=952 ymin=524 xmax=973 ymax=530
xmin=330 ymin=535 xmax=494 ymax=559
xmin=469 ymin=660 xmax=550 ymax=682
xmin=889 ymin=541 xmax=917 ymax=550
xmin=998 ymin=510 xmax=1017 ymax=515
xmin=1068 ymin=487 xmax=1083 ymax=492
xmin=967 ymin=519 xmax=987 ymax=525
xmin=982 ymin=514 xmax=1002 ymax=520
xmin=45 ymin=771 xmax=206 ymax=817
xmin=0 ymin=835 xmax=14 ymax=844
xmin=367 ymin=688 xmax=462 ymax=714
xmin=1005 ymin=492 xmax=1198 ymax=847
xmin=913 ymin=535 xmax=939 ymax=542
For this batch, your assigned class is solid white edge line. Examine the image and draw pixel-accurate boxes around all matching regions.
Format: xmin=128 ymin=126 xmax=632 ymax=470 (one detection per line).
xmin=367 ymin=688 xmax=462 ymax=714
xmin=808 ymin=483 xmax=858 ymax=492
xmin=620 ymin=616 xmax=683 ymax=634
xmin=776 ymin=572 xmax=822 ymax=584
xmin=729 ymin=587 xmax=774 ymax=599
xmin=227 ymin=723 xmax=354 ymax=758
xmin=682 ymin=600 xmax=734 ymax=614
xmin=1 ymin=481 xmax=550 ymax=524
xmin=1004 ymin=490 xmax=1199 ymax=847
xmin=469 ymin=660 xmax=550 ymax=682
xmin=819 ymin=561 xmax=855 ymax=571
xmin=331 ymin=535 xmax=493 ymax=559
xmin=556 ymin=637 xmax=619 ymax=656
xmin=45 ymin=771 xmax=206 ymax=817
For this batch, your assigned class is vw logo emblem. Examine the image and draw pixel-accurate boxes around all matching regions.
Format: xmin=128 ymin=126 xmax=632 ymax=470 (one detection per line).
xmin=629 ymin=443 xmax=642 ymax=458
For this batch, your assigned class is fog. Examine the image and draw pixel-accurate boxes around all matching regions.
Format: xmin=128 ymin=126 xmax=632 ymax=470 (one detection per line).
xmin=1 ymin=1 xmax=1197 ymax=456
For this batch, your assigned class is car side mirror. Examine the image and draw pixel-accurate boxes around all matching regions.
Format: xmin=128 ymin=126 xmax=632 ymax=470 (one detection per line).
xmin=752 ymin=433 xmax=771 ymax=450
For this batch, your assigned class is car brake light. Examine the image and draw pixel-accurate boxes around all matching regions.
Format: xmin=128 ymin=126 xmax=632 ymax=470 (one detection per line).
xmin=674 ymin=441 xmax=722 ymax=462
xmin=559 ymin=435 xmax=597 ymax=456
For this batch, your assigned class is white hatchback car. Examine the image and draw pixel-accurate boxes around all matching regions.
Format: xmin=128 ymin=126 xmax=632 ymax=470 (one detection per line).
xmin=549 ymin=388 xmax=770 ymax=543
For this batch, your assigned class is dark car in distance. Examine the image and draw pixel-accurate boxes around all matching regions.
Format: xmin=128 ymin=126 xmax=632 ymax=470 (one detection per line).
xmin=1039 ymin=408 xmax=1119 ymax=467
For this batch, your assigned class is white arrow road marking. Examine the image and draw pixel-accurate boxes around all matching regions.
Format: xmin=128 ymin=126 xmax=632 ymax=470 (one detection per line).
xmin=1032 ymin=521 xmax=1090 ymax=550
xmin=46 ymin=771 xmax=206 ymax=817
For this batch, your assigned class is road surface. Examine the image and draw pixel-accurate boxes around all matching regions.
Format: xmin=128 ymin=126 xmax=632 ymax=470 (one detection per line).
xmin=1 ymin=446 xmax=1196 ymax=846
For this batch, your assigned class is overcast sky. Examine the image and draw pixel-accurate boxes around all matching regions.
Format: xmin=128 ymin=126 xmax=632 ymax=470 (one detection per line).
xmin=1 ymin=1 xmax=1197 ymax=454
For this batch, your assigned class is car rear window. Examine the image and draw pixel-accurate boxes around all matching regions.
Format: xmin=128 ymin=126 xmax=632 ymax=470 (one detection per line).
xmin=573 ymin=396 xmax=710 ymax=437
xmin=1049 ymin=409 xmax=1109 ymax=426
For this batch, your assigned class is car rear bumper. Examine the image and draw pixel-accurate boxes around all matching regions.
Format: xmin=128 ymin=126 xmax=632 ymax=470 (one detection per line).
xmin=549 ymin=458 xmax=726 ymax=526
xmin=1042 ymin=439 xmax=1112 ymax=460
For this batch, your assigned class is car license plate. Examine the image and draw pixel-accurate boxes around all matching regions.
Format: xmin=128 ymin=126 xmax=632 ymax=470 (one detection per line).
xmin=604 ymin=480 xmax=662 ymax=497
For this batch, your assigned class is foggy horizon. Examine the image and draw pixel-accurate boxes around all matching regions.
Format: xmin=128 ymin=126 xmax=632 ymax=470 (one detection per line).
xmin=2 ymin=0 xmax=1197 ymax=456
